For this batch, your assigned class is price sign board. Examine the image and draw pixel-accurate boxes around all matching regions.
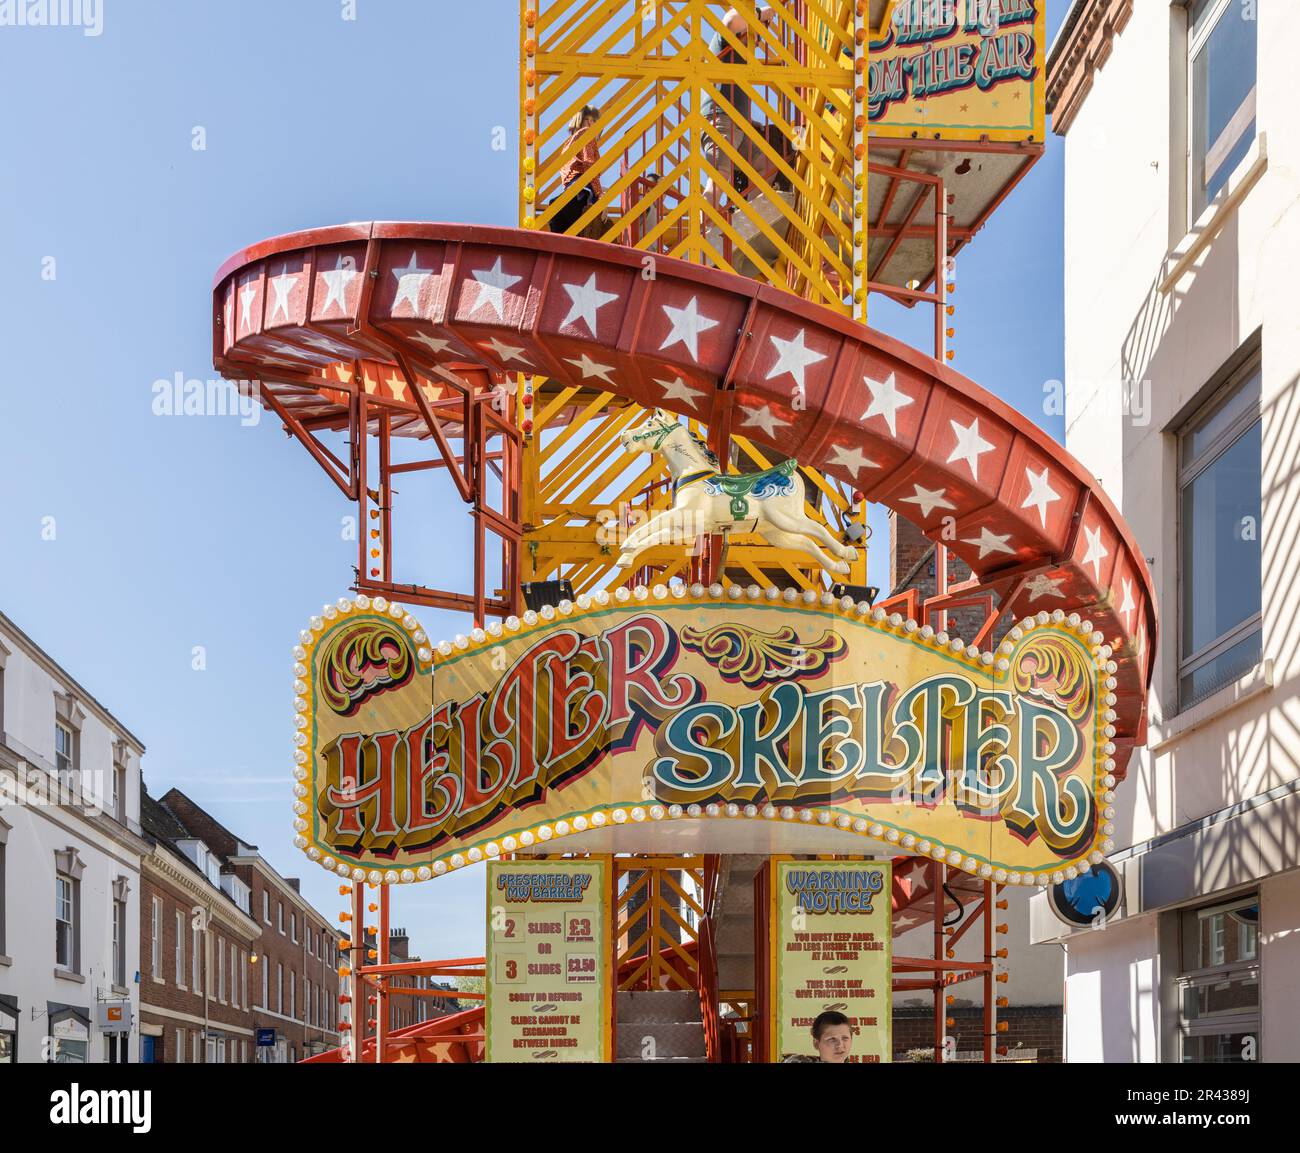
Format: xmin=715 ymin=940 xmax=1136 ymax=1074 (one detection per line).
xmin=486 ymin=859 xmax=610 ymax=1062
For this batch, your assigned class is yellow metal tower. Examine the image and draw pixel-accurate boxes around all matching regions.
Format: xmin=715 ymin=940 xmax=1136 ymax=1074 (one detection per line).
xmin=517 ymin=0 xmax=870 ymax=595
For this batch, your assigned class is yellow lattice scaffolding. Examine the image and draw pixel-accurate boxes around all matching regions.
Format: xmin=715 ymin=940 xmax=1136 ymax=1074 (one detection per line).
xmin=518 ymin=0 xmax=870 ymax=595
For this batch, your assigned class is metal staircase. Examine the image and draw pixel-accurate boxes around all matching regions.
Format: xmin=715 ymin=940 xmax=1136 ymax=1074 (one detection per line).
xmin=714 ymin=855 xmax=764 ymax=999
xmin=615 ymin=990 xmax=707 ymax=1064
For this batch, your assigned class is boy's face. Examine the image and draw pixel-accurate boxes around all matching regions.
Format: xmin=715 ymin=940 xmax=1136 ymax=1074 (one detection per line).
xmin=814 ymin=1024 xmax=853 ymax=1063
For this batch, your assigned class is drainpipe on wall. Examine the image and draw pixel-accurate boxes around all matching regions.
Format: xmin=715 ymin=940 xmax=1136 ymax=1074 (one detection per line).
xmin=201 ymin=903 xmax=212 ymax=1063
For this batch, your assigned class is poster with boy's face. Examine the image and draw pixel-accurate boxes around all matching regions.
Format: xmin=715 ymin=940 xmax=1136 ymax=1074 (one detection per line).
xmin=774 ymin=860 xmax=893 ymax=1063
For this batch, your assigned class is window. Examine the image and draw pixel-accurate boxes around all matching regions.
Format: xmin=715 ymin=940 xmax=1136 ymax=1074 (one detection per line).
xmin=191 ymin=916 xmax=202 ymax=993
xmin=277 ymin=963 xmax=283 ymax=1013
xmin=1178 ymin=894 xmax=1259 ymax=1062
xmin=290 ymin=971 xmax=296 ymax=1019
xmin=231 ymin=944 xmax=239 ymax=1007
xmin=241 ymin=949 xmax=248 ymax=1008
xmin=175 ymin=911 xmax=185 ymax=984
xmin=110 ymin=748 xmax=127 ymax=822
xmin=1188 ymin=0 xmax=1258 ymax=217
xmin=306 ymin=977 xmax=313 ymax=1026
xmin=112 ymin=896 xmax=127 ymax=988
xmin=55 ymin=722 xmax=74 ymax=775
xmin=217 ymin=938 xmax=226 ymax=1001
xmin=50 ymin=1014 xmax=88 ymax=1063
xmin=291 ymin=911 xmax=298 ymax=943
xmin=1178 ymin=355 xmax=1262 ymax=708
xmin=55 ymin=875 xmax=76 ymax=969
xmin=151 ymin=897 xmax=163 ymax=977
xmin=192 ymin=1031 xmax=199 ymax=1063
xmin=262 ymin=956 xmax=269 ymax=1008
xmin=176 ymin=1027 xmax=186 ymax=1064
xmin=262 ymin=889 xmax=269 ymax=924
xmin=278 ymin=901 xmax=284 ymax=934
xmin=0 ymin=1004 xmax=16 ymax=1063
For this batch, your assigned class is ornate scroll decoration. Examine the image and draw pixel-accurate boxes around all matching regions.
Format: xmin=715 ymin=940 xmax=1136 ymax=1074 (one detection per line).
xmin=1010 ymin=630 xmax=1094 ymax=722
xmin=679 ymin=620 xmax=847 ymax=688
xmin=318 ymin=618 xmax=415 ymax=716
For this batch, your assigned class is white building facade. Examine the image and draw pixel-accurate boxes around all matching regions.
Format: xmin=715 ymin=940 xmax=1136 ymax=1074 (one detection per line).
xmin=1032 ymin=0 xmax=1300 ymax=1062
xmin=0 ymin=611 xmax=149 ymax=1062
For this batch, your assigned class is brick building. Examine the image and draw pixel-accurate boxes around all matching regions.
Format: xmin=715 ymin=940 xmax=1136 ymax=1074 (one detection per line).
xmin=148 ymin=789 xmax=342 ymax=1062
xmin=888 ymin=512 xmax=1001 ymax=645
xmin=138 ymin=788 xmax=260 ymax=1062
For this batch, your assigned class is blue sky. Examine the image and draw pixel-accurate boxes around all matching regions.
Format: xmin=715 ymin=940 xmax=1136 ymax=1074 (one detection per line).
xmin=0 ymin=0 xmax=1067 ymax=962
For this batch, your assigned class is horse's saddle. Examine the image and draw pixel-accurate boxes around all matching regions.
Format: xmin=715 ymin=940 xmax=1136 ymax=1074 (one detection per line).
xmin=702 ymin=458 xmax=798 ymax=521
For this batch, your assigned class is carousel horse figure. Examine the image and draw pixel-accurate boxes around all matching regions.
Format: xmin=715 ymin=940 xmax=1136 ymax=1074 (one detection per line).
xmin=615 ymin=409 xmax=857 ymax=574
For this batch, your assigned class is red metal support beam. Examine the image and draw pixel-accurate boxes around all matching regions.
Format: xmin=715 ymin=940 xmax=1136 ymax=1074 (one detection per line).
xmin=984 ymin=880 xmax=996 ymax=1064
xmin=376 ymin=883 xmax=390 ymax=1064
xmin=932 ymin=861 xmax=946 ymax=1063
xmin=258 ymin=383 xmax=356 ymax=500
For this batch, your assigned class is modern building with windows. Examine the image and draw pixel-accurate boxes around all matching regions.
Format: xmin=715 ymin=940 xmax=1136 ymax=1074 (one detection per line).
xmin=0 ymin=610 xmax=149 ymax=1062
xmin=1034 ymin=0 xmax=1299 ymax=1061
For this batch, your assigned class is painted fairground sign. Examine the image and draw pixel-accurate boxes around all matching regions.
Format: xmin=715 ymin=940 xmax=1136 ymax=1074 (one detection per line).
xmin=291 ymin=588 xmax=1118 ymax=886
xmin=869 ymin=0 xmax=1045 ymax=142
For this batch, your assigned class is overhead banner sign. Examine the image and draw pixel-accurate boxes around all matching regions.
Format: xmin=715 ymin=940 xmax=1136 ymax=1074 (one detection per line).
xmin=772 ymin=859 xmax=892 ymax=1063
xmin=485 ymin=859 xmax=610 ymax=1063
xmin=869 ymin=0 xmax=1045 ymax=142
xmin=295 ymin=591 xmax=1113 ymax=884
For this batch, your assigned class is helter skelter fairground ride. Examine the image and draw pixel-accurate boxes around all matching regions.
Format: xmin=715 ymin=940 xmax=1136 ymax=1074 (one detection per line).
xmin=211 ymin=1 xmax=1155 ymax=1064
